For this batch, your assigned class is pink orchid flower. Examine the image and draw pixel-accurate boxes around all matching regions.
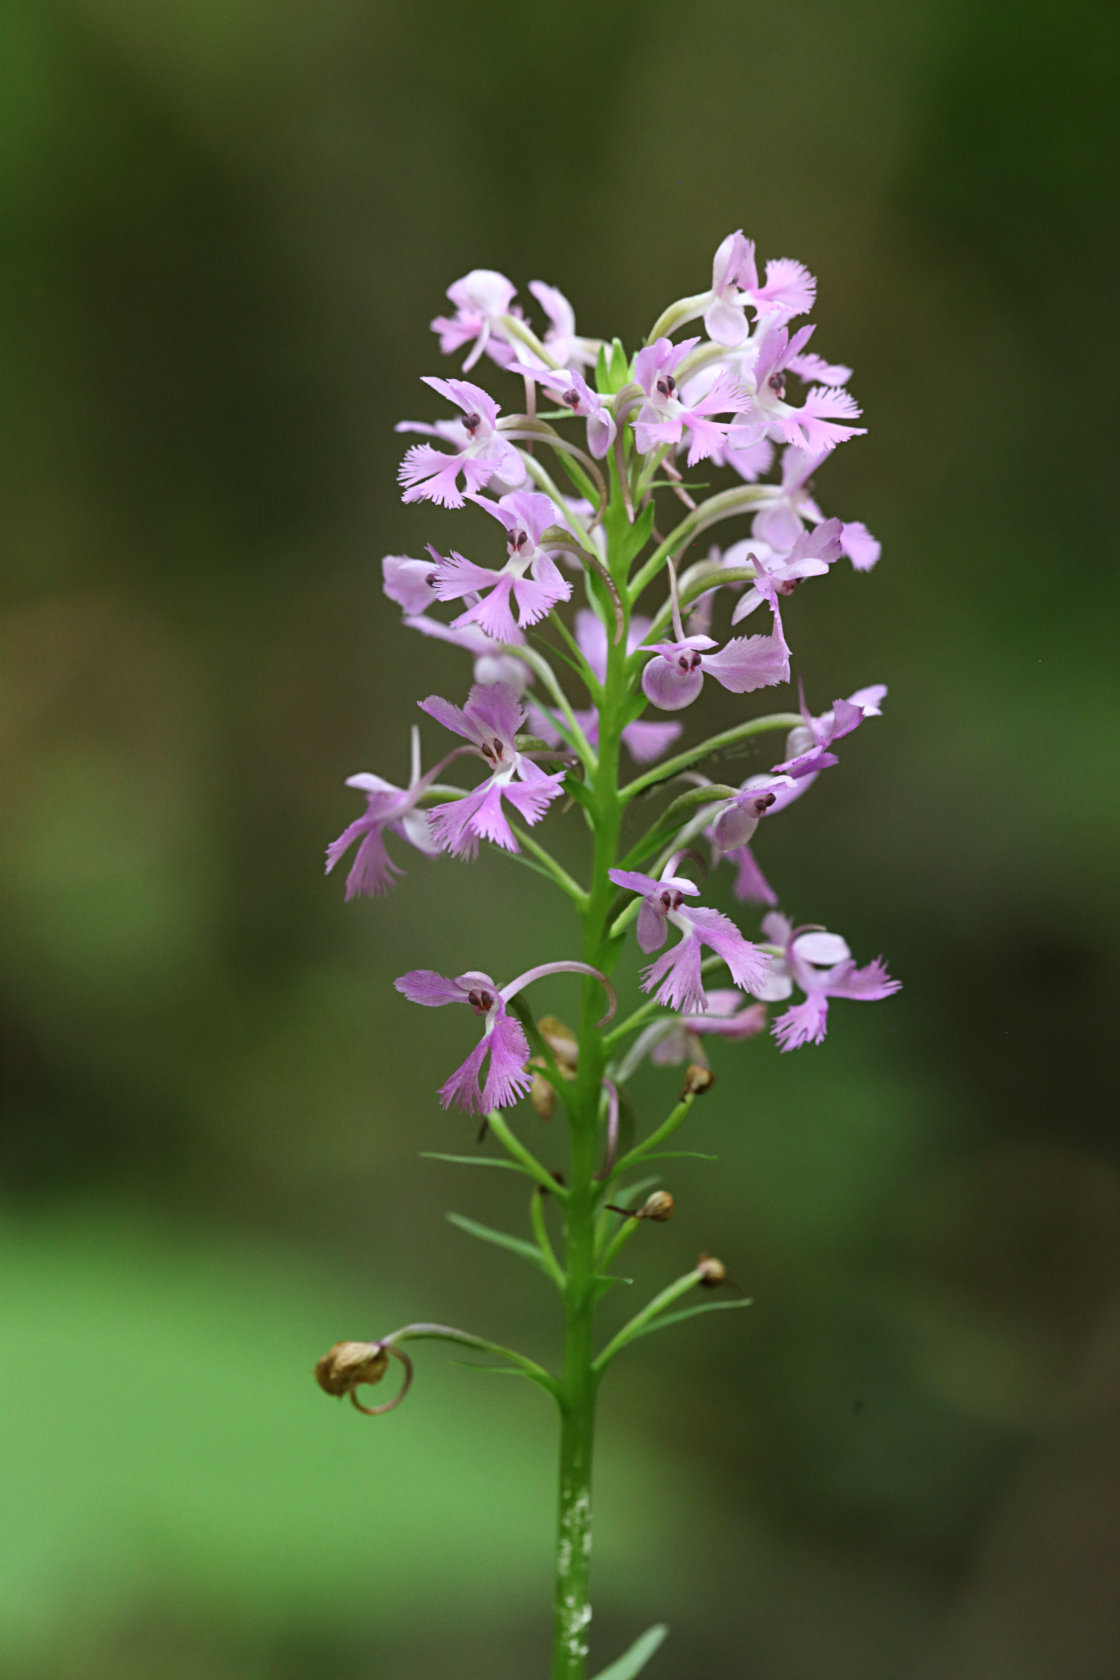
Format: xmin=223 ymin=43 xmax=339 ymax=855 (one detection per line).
xmin=757 ymin=912 xmax=900 ymax=1049
xmin=632 ymin=337 xmax=747 ymax=465
xmin=609 ymin=858 xmax=771 ymax=1013
xmin=395 ymin=960 xmax=614 ymax=1114
xmin=421 ymin=681 xmax=565 ymax=859
xmin=398 ymin=378 xmax=525 ymax=508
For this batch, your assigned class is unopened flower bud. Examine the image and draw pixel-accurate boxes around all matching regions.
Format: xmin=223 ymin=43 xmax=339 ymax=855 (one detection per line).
xmin=313 ymin=1340 xmax=389 ymax=1397
xmin=697 ymin=1253 xmax=728 ymax=1288
xmin=640 ymin=1191 xmax=675 ymax=1222
xmin=682 ymin=1064 xmax=715 ymax=1097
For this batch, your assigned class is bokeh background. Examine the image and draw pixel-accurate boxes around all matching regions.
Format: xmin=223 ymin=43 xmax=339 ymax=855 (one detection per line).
xmin=2 ymin=1 xmax=1119 ymax=1676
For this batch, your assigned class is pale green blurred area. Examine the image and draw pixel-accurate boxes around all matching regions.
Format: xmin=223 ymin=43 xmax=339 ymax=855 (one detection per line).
xmin=1 ymin=1 xmax=1118 ymax=1676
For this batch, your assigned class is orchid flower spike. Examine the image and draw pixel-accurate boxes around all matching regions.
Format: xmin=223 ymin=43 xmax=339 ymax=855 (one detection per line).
xmin=420 ymin=681 xmax=566 ymax=859
xmin=632 ymin=337 xmax=748 ymax=465
xmin=430 ymin=269 xmax=519 ymax=371
xmin=641 ymin=559 xmax=789 ymax=711
xmin=326 ymin=726 xmax=468 ymax=899
xmin=609 ymin=855 xmax=771 ymax=1013
xmin=395 ymin=960 xmax=615 ymax=1114
xmin=772 ymin=681 xmax=887 ymax=778
xmin=756 ymin=912 xmax=900 ymax=1049
xmin=398 ymin=378 xmax=526 ymax=508
xmin=428 ymin=491 xmax=572 ymax=643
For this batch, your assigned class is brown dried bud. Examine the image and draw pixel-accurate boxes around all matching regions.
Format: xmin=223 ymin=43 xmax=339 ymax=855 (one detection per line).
xmin=538 ymin=1015 xmax=579 ymax=1077
xmin=529 ymin=1068 xmax=556 ymax=1120
xmin=681 ymin=1064 xmax=715 ymax=1097
xmin=697 ymin=1253 xmax=728 ymax=1288
xmin=313 ymin=1340 xmax=389 ymax=1397
xmin=640 ymin=1191 xmax=675 ymax=1222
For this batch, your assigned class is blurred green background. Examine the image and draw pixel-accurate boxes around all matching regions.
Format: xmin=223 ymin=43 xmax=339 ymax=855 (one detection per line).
xmin=2 ymin=1 xmax=1118 ymax=1676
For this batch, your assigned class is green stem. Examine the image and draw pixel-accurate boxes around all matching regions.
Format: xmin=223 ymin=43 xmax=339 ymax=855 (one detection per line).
xmin=549 ymin=480 xmax=632 ymax=1680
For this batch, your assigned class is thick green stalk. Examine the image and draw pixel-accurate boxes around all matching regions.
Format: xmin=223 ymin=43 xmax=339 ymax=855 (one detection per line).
xmin=550 ymin=489 xmax=631 ymax=1680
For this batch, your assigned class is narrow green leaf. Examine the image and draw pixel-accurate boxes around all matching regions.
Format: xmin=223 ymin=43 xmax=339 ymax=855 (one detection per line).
xmin=451 ymin=1361 xmax=533 ymax=1378
xmin=595 ymin=341 xmax=611 ymax=396
xmin=421 ymin=1153 xmax=525 ymax=1172
xmin=592 ymin=1272 xmax=633 ymax=1299
xmin=621 ymin=499 xmax=655 ymax=565
xmin=591 ymin=1623 xmax=669 ymax=1680
xmin=624 ymin=1298 xmax=751 ymax=1346
xmin=604 ymin=336 xmax=631 ymax=394
xmin=638 ymin=1151 xmax=718 ymax=1162
xmin=446 ymin=1213 xmax=551 ymax=1274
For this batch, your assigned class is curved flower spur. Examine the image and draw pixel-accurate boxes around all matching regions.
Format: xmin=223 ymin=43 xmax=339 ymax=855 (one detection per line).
xmin=315 ymin=235 xmax=901 ymax=1680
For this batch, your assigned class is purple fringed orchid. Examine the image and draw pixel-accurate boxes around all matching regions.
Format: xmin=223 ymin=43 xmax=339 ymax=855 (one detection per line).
xmin=527 ymin=607 xmax=683 ymax=764
xmin=382 ymin=552 xmax=439 ymax=615
xmin=325 ymin=727 xmax=469 ymax=899
xmin=704 ymin=230 xmax=817 ymax=347
xmin=772 ymin=681 xmax=887 ymax=778
xmin=395 ymin=960 xmax=615 ymax=1114
xmin=621 ymin=989 xmax=768 ymax=1077
xmin=640 ymin=561 xmax=789 ymax=712
xmin=725 ymin=520 xmax=844 ymax=631
xmin=529 ymin=366 xmax=617 ymax=459
xmin=525 ymin=281 xmax=598 ymax=370
xmin=708 ymin=772 xmax=815 ymax=906
xmin=709 ymin=774 xmax=802 ymax=855
xmin=398 ymin=378 xmax=525 ymax=509
xmin=430 ymin=269 xmax=518 ymax=372
xmin=632 ymin=338 xmax=747 ymax=465
xmin=421 ymin=681 xmax=565 ymax=859
xmin=428 ymin=491 xmax=571 ymax=643
xmin=609 ymin=859 xmax=771 ymax=1012
xmin=757 ymin=912 xmax=900 ymax=1050
xmin=729 ymin=323 xmax=865 ymax=455
xmin=752 ymin=446 xmax=881 ymax=571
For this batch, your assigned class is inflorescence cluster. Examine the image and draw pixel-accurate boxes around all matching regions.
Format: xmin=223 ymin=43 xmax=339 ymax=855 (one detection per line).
xmin=327 ymin=231 xmax=899 ymax=1113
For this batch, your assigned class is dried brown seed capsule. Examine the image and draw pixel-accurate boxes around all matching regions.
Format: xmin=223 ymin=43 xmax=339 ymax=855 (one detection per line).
xmin=313 ymin=1340 xmax=389 ymax=1397
xmin=681 ymin=1064 xmax=715 ymax=1097
xmin=697 ymin=1253 xmax=728 ymax=1288
xmin=313 ymin=1338 xmax=414 ymax=1415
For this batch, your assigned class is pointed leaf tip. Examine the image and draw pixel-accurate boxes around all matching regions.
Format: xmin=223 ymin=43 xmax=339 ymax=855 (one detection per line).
xmin=591 ymin=1623 xmax=669 ymax=1680
xmin=445 ymin=1213 xmax=552 ymax=1274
